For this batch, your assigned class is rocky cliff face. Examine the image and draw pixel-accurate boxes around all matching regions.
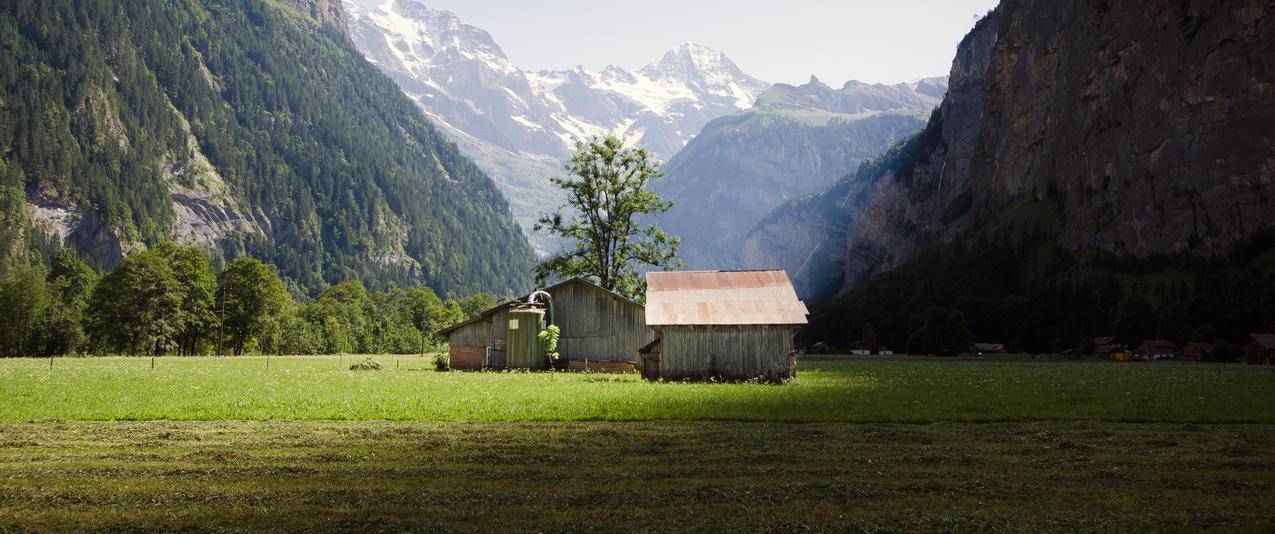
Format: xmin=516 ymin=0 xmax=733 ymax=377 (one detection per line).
xmin=834 ymin=8 xmax=1002 ymax=289
xmin=280 ymin=0 xmax=351 ymax=38
xmin=967 ymin=0 xmax=1274 ymax=258
xmin=829 ymin=0 xmax=1274 ymax=292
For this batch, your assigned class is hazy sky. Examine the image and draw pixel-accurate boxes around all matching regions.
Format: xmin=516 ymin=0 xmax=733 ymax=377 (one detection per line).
xmin=350 ymin=0 xmax=999 ymax=85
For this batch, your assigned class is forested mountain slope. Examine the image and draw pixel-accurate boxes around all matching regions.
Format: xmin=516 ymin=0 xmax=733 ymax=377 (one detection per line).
xmin=0 ymin=0 xmax=534 ymax=297
xmin=801 ymin=1 xmax=1275 ymax=352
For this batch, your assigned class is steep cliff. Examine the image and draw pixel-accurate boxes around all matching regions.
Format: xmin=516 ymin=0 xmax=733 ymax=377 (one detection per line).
xmin=840 ymin=0 xmax=1274 ymax=289
xmin=800 ymin=0 xmax=1275 ymax=351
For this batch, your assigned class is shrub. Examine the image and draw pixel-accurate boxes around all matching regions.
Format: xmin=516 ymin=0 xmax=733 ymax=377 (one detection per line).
xmin=349 ymin=357 xmax=382 ymax=371
xmin=538 ymin=324 xmax=561 ymax=361
xmin=433 ymin=354 xmax=450 ymax=372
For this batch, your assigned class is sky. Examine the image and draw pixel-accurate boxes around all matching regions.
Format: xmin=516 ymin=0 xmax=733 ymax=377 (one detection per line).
xmin=350 ymin=0 xmax=1000 ymax=85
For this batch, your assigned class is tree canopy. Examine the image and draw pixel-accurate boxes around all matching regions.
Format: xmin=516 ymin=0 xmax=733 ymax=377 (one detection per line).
xmin=535 ymin=135 xmax=680 ymax=301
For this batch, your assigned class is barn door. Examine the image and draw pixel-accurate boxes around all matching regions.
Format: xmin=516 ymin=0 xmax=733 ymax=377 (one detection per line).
xmin=641 ymin=341 xmax=661 ymax=381
xmin=488 ymin=339 xmax=507 ymax=370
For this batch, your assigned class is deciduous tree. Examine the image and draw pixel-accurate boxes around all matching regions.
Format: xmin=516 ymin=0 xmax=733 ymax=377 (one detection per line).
xmin=535 ymin=135 xmax=679 ymax=301
xmin=217 ymin=258 xmax=289 ymax=356
xmin=86 ymin=251 xmax=182 ymax=355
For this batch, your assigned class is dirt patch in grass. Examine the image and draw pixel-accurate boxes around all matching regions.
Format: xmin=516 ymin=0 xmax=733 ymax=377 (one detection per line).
xmin=0 ymin=421 xmax=1272 ymax=532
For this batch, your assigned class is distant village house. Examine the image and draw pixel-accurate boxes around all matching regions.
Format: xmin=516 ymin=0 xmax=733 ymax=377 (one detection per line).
xmin=1137 ymin=340 xmax=1180 ymax=360
xmin=1245 ymin=334 xmax=1275 ymax=365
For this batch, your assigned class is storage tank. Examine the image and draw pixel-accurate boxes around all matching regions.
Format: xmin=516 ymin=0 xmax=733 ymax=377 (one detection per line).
xmin=505 ymin=307 xmax=546 ymax=370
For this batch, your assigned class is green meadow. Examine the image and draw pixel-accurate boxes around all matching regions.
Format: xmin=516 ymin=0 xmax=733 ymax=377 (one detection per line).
xmin=1 ymin=355 xmax=1272 ymax=423
xmin=3 ymin=355 xmax=1275 ymax=531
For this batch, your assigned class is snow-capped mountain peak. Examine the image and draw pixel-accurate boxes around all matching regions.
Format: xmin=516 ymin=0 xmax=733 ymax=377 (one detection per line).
xmin=638 ymin=42 xmax=768 ymax=109
xmin=345 ymin=1 xmax=773 ymax=250
xmin=643 ymin=42 xmax=745 ymax=81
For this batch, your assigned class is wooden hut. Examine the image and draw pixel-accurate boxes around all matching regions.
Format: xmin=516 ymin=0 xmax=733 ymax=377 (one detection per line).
xmin=641 ymin=270 xmax=809 ymax=382
xmin=437 ymin=278 xmax=652 ymax=371
xmin=1245 ymin=334 xmax=1275 ymax=365
xmin=1137 ymin=340 xmax=1180 ymax=360
xmin=1182 ymin=342 xmax=1215 ymax=362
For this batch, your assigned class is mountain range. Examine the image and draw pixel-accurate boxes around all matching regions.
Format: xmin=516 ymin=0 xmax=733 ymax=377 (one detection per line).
xmin=656 ymin=75 xmax=946 ymax=268
xmin=345 ymin=0 xmax=771 ymax=251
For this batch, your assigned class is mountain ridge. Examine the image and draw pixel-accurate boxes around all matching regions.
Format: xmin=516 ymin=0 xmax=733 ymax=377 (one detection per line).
xmin=655 ymin=75 xmax=946 ymax=270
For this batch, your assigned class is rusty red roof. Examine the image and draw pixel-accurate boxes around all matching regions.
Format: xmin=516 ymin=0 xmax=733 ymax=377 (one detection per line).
xmin=645 ymin=270 xmax=809 ymax=326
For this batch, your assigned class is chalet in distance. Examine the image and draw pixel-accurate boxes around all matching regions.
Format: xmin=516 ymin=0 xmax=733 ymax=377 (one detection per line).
xmin=1246 ymin=334 xmax=1275 ymax=365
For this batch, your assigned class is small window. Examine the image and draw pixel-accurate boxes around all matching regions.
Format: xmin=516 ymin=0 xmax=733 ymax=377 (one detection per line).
xmin=509 ymin=318 xmax=519 ymax=330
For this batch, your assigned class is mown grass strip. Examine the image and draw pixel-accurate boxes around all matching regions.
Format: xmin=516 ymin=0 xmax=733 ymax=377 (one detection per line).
xmin=0 ymin=421 xmax=1272 ymax=532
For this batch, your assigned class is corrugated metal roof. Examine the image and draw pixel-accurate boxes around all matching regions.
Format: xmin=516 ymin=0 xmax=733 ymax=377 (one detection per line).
xmin=645 ymin=270 xmax=809 ymax=326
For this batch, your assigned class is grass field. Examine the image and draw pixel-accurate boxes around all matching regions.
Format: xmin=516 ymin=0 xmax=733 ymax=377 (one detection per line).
xmin=1 ymin=421 xmax=1273 ymax=531
xmin=3 ymin=355 xmax=1274 ymax=531
xmin=1 ymin=355 xmax=1273 ymax=422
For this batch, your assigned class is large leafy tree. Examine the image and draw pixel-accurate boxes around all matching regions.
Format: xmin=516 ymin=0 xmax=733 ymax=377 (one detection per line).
xmin=458 ymin=293 xmax=497 ymax=320
xmin=217 ymin=258 xmax=289 ymax=356
xmin=535 ymin=135 xmax=680 ymax=300
xmin=304 ymin=281 xmax=377 ymax=354
xmin=0 ymin=265 xmax=49 ymax=355
xmin=42 ymin=250 xmax=98 ymax=355
xmin=154 ymin=243 xmax=217 ymax=356
xmin=86 ymin=251 xmax=182 ymax=355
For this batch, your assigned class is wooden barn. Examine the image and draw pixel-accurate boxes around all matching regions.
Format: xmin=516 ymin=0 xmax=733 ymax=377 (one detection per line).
xmin=1137 ymin=340 xmax=1180 ymax=360
xmin=1245 ymin=333 xmax=1275 ymax=365
xmin=640 ymin=270 xmax=808 ymax=382
xmin=1183 ymin=342 xmax=1215 ymax=362
xmin=437 ymin=278 xmax=652 ymax=371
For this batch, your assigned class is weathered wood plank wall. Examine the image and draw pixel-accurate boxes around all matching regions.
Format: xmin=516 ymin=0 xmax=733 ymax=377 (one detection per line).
xmin=548 ymin=281 xmax=652 ymax=363
xmin=448 ymin=320 xmax=491 ymax=347
xmin=657 ymin=325 xmax=796 ymax=381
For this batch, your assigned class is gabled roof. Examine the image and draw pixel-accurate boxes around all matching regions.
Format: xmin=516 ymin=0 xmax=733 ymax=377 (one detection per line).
xmin=644 ymin=270 xmax=808 ymax=326
xmin=1249 ymin=333 xmax=1275 ymax=349
xmin=436 ymin=277 xmax=641 ymax=336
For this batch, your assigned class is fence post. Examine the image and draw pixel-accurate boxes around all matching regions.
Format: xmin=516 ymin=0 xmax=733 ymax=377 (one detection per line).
xmin=151 ymin=356 xmax=155 ymax=370
xmin=49 ymin=356 xmax=53 ymax=370
xmin=267 ymin=354 xmax=271 ymax=370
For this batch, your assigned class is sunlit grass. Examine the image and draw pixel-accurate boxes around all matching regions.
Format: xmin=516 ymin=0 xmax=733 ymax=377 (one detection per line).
xmin=0 ymin=355 xmax=1271 ymax=422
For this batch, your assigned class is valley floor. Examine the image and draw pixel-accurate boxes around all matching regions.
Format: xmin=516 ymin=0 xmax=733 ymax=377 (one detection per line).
xmin=2 ymin=356 xmax=1273 ymax=531
xmin=1 ymin=421 xmax=1273 ymax=532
